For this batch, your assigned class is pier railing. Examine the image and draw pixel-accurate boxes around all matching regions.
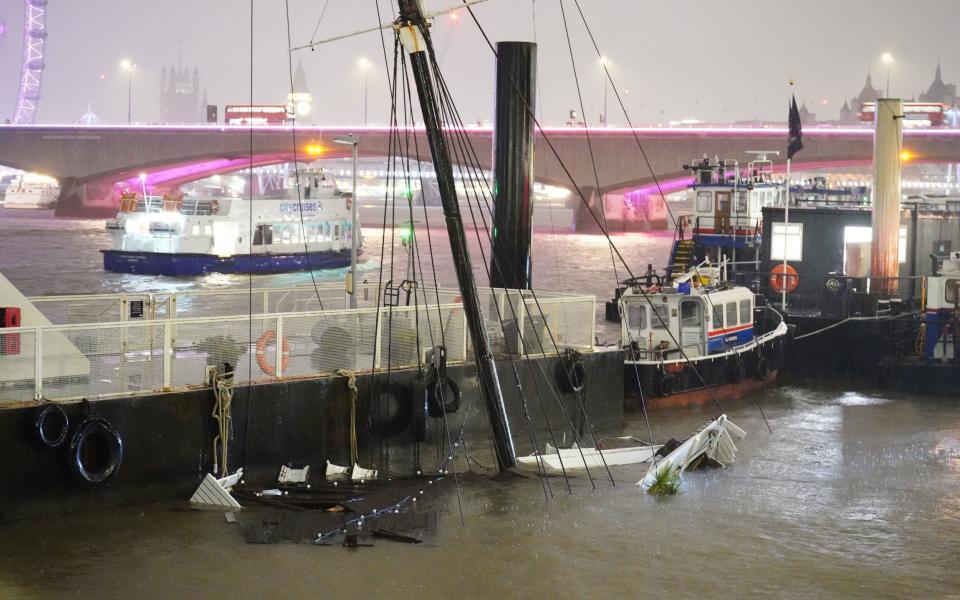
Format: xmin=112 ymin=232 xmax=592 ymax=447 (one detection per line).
xmin=2 ymin=286 xmax=595 ymax=403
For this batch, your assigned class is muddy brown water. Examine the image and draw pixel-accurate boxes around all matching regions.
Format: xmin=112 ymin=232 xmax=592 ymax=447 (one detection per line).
xmin=1 ymin=211 xmax=959 ymax=597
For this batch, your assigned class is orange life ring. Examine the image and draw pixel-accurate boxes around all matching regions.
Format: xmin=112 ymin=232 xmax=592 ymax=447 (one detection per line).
xmin=256 ymin=330 xmax=291 ymax=376
xmin=769 ymin=264 xmax=799 ymax=294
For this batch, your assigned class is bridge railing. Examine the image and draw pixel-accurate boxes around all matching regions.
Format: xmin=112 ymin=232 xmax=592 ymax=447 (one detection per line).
xmin=2 ymin=290 xmax=594 ymax=404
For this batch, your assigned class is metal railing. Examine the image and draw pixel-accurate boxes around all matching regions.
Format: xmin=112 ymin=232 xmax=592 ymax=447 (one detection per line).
xmin=3 ymin=286 xmax=595 ymax=404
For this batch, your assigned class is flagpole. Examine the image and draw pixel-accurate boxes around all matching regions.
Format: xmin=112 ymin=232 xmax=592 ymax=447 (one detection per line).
xmin=783 ymin=157 xmax=790 ymax=310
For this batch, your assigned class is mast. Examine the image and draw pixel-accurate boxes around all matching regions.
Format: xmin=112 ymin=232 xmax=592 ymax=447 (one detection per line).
xmin=871 ymin=98 xmax=903 ymax=297
xmin=489 ymin=41 xmax=537 ymax=290
xmin=395 ymin=0 xmax=517 ymax=470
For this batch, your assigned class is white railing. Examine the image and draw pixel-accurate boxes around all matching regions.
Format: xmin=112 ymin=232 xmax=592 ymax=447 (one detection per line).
xmin=2 ymin=288 xmax=595 ymax=404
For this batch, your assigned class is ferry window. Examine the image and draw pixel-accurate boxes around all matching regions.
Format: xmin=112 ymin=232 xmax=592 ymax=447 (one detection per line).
xmin=651 ymin=303 xmax=668 ymax=329
xmin=205 ymin=225 xmax=213 ymax=236
xmin=191 ymin=225 xmax=200 ymax=236
xmin=627 ymin=304 xmax=647 ymax=330
xmin=253 ymin=224 xmax=273 ymax=246
xmin=771 ymin=222 xmax=803 ymax=261
xmin=735 ymin=192 xmax=748 ymax=213
xmin=749 ymin=193 xmax=760 ymax=214
xmin=282 ymin=226 xmax=291 ymax=244
xmin=739 ymin=299 xmax=751 ymax=325
xmin=334 ymin=224 xmax=340 ymax=240
xmin=947 ymin=280 xmax=959 ymax=303
xmin=696 ymin=191 xmax=712 ymax=213
xmin=726 ymin=302 xmax=738 ymax=327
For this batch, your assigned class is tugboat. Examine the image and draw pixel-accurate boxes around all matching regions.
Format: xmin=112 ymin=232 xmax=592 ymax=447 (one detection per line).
xmin=618 ymin=260 xmax=788 ymax=409
xmin=102 ymin=170 xmax=360 ymax=276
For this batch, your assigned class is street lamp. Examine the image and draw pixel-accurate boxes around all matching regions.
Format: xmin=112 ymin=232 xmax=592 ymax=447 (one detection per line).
xmin=881 ymin=52 xmax=894 ymax=97
xmin=334 ymin=134 xmax=360 ymax=308
xmin=121 ymin=59 xmax=136 ymax=124
xmin=599 ymin=55 xmax=612 ymax=126
xmin=358 ymin=58 xmax=372 ymax=126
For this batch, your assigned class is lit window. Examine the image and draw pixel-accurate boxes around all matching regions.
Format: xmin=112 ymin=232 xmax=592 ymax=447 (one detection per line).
xmin=192 ymin=225 xmax=200 ymax=236
xmin=736 ymin=192 xmax=748 ymax=213
xmin=771 ymin=222 xmax=803 ymax=261
xmin=843 ymin=226 xmax=907 ymax=276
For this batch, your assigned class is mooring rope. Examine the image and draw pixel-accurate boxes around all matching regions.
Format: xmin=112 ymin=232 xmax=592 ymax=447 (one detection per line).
xmin=337 ymin=368 xmax=360 ymax=466
xmin=212 ymin=370 xmax=235 ymax=477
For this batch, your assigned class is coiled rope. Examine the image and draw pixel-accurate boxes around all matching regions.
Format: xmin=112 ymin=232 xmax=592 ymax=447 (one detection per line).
xmin=336 ymin=368 xmax=360 ymax=466
xmin=212 ymin=370 xmax=235 ymax=477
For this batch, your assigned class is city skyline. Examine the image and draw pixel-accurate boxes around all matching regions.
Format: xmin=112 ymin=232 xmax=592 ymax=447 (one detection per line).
xmin=1 ymin=0 xmax=959 ymax=125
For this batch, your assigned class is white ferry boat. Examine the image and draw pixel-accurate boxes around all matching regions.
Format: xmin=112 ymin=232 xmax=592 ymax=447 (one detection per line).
xmin=3 ymin=174 xmax=59 ymax=209
xmin=102 ymin=173 xmax=360 ymax=276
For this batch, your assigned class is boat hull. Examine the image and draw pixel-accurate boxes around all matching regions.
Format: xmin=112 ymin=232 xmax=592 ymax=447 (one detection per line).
xmin=625 ymin=334 xmax=787 ymax=410
xmin=102 ymin=249 xmax=355 ymax=276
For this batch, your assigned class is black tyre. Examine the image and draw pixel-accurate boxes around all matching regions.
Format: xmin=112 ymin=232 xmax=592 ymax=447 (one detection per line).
xmin=68 ymin=418 xmax=123 ymax=487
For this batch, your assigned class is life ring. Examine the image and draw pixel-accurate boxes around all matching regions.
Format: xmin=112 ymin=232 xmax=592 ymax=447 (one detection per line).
xmin=769 ymin=264 xmax=799 ymax=294
xmin=34 ymin=403 xmax=69 ymax=448
xmin=657 ymin=373 xmax=677 ymax=397
xmin=555 ymin=351 xmax=586 ymax=393
xmin=426 ymin=377 xmax=462 ymax=418
xmin=68 ymin=417 xmax=123 ymax=487
xmin=256 ymin=330 xmax=291 ymax=376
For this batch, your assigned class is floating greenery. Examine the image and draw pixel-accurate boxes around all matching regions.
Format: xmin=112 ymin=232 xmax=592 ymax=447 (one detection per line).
xmin=647 ymin=464 xmax=681 ymax=496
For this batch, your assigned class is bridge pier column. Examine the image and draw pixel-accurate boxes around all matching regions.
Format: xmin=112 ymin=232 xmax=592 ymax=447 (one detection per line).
xmin=54 ymin=178 xmax=120 ymax=218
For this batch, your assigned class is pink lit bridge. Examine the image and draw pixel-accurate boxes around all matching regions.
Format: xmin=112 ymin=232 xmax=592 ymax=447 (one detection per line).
xmin=0 ymin=124 xmax=958 ymax=223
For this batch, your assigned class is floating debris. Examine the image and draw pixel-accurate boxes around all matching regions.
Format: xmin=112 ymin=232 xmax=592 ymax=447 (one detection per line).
xmin=638 ymin=415 xmax=746 ymax=490
xmin=190 ymin=468 xmax=244 ymax=510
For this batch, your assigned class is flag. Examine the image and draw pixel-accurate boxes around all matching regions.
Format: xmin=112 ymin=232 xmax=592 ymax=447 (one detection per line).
xmin=787 ymin=95 xmax=803 ymax=159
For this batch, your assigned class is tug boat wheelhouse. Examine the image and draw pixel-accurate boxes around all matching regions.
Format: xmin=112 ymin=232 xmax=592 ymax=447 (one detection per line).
xmin=102 ymin=172 xmax=360 ymax=276
xmin=619 ymin=262 xmax=788 ymax=409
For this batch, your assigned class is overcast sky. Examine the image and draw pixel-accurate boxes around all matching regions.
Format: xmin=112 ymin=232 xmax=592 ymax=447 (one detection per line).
xmin=0 ymin=0 xmax=957 ymax=126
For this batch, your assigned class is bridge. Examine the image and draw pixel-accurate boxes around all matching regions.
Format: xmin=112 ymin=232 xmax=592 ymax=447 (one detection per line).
xmin=1 ymin=124 xmax=958 ymax=224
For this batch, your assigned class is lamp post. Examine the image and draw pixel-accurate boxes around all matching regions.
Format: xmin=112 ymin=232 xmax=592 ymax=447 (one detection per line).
xmin=881 ymin=52 xmax=894 ymax=97
xmin=599 ymin=55 xmax=611 ymax=126
xmin=334 ymin=134 xmax=360 ymax=308
xmin=358 ymin=58 xmax=372 ymax=125
xmin=121 ymin=59 xmax=135 ymax=124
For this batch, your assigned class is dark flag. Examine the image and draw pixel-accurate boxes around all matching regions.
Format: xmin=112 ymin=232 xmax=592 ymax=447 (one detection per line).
xmin=787 ymin=95 xmax=804 ymax=159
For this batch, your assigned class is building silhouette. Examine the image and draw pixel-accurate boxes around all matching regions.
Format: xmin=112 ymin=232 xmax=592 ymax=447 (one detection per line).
xmin=160 ymin=65 xmax=202 ymax=124
xmin=919 ymin=61 xmax=957 ymax=106
xmin=839 ymin=71 xmax=882 ymax=123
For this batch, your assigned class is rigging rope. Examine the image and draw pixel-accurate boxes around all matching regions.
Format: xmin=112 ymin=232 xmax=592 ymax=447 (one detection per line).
xmin=336 ymin=368 xmax=360 ymax=465
xmin=212 ymin=370 xmax=235 ymax=477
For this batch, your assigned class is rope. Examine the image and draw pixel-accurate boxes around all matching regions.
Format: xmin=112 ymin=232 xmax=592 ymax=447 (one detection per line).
xmin=336 ymin=368 xmax=360 ymax=466
xmin=793 ymin=311 xmax=921 ymax=341
xmin=212 ymin=370 xmax=235 ymax=477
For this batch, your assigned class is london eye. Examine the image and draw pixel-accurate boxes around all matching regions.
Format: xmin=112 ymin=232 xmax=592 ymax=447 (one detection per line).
xmin=11 ymin=0 xmax=48 ymax=124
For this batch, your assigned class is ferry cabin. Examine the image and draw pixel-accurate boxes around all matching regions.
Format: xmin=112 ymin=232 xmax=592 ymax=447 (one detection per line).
xmin=106 ymin=190 xmax=355 ymax=258
xmin=923 ymin=252 xmax=960 ymax=362
xmin=620 ymin=283 xmax=755 ymax=360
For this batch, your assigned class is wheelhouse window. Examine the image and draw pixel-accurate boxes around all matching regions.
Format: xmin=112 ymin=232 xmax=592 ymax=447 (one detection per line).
xmin=771 ymin=222 xmax=803 ymax=261
xmin=739 ymin=299 xmax=751 ymax=325
xmin=735 ymin=192 xmax=748 ymax=213
xmin=680 ymin=301 xmax=700 ymax=327
xmin=651 ymin=303 xmax=669 ymax=329
xmin=946 ymin=279 xmax=959 ymax=304
xmin=716 ymin=191 xmax=731 ymax=213
xmin=711 ymin=303 xmax=724 ymax=330
xmin=696 ymin=191 xmax=712 ymax=213
xmin=726 ymin=302 xmax=738 ymax=327
xmin=627 ymin=304 xmax=647 ymax=330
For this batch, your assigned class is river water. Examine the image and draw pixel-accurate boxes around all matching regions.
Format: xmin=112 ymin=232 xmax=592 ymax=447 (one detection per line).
xmin=1 ymin=209 xmax=959 ymax=597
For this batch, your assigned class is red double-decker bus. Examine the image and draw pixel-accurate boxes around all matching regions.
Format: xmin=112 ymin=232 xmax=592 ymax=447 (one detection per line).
xmin=224 ymin=105 xmax=290 ymax=126
xmin=859 ymin=102 xmax=950 ymax=127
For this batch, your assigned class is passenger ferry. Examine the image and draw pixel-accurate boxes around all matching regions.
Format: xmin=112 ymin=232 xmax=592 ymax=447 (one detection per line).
xmin=2 ymin=173 xmax=59 ymax=209
xmin=103 ymin=172 xmax=360 ymax=276
xmin=618 ymin=261 xmax=788 ymax=409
